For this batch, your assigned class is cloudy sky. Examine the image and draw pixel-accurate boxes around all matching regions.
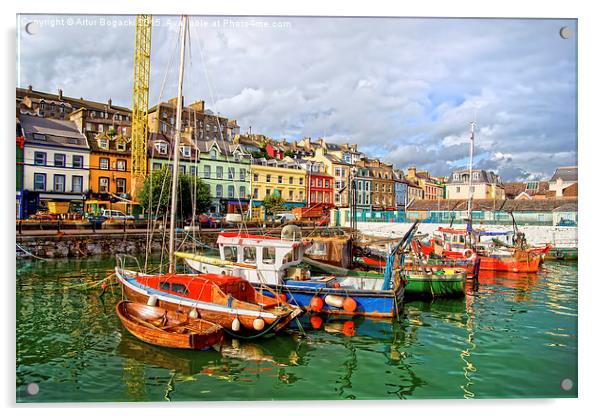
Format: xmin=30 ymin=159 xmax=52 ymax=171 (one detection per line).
xmin=17 ymin=14 xmax=577 ymax=181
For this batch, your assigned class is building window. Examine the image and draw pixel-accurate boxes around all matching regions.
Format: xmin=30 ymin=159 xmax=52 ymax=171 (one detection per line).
xmin=278 ymin=176 xmax=283 ymax=184
xmin=228 ymin=167 xmax=235 ymax=180
xmin=116 ymin=159 xmax=126 ymax=171
xmin=210 ymin=149 xmax=217 ymax=160
xmin=216 ymin=184 xmax=223 ymax=198
xmin=72 ymin=155 xmax=84 ymax=168
xmin=190 ymin=166 xmax=197 ymax=176
xmin=299 ymin=177 xmax=303 ymax=185
xmin=156 ymin=142 xmax=168 ymax=154
xmin=456 ymin=186 xmax=461 ymax=193
xmin=153 ymin=163 xmax=162 ymax=170
xmin=253 ymin=173 xmax=259 ymax=182
xmin=239 ymin=186 xmax=246 ymax=198
xmin=265 ymin=188 xmax=271 ymax=196
xmin=34 ymin=152 xmax=46 ymax=166
xmin=116 ymin=178 xmax=126 ymax=194
xmin=266 ymin=174 xmax=271 ymax=183
xmin=33 ymin=173 xmax=46 ymax=191
xmin=317 ymin=179 xmax=322 ymax=187
xmin=289 ymin=190 xmax=294 ymax=200
xmin=121 ymin=127 xmax=127 ymax=137
xmin=52 ymin=153 xmax=66 ymax=167
xmin=53 ymin=174 xmax=65 ymax=192
xmin=180 ymin=146 xmax=191 ymax=157
xmin=116 ymin=140 xmax=126 ymax=151
xmin=204 ymin=165 xmax=211 ymax=178
xmin=240 ymin=169 xmax=246 ymax=181
xmin=99 ymin=177 xmax=109 ymax=192
xmin=71 ymin=175 xmax=83 ymax=193
xmin=216 ymin=166 xmax=223 ymax=179
xmin=179 ymin=165 xmax=186 ymax=174
xmin=253 ymin=188 xmax=258 ymax=198
xmin=228 ymin=185 xmax=235 ymax=198
xmin=98 ymin=124 xmax=105 ymax=132
xmin=99 ymin=158 xmax=109 ymax=170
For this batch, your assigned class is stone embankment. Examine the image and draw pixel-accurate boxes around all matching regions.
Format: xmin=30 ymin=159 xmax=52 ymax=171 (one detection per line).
xmin=358 ymin=222 xmax=578 ymax=248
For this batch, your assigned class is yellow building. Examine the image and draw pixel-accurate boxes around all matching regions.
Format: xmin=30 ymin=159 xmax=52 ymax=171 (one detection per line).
xmin=250 ymin=157 xmax=306 ymax=208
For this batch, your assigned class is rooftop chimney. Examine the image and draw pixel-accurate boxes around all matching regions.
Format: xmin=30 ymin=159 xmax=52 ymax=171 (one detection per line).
xmin=58 ymin=89 xmax=63 ymax=100
xmin=407 ymin=167 xmax=417 ymax=178
xmin=27 ymin=85 xmax=33 ymax=93
xmin=107 ymin=98 xmax=112 ymax=108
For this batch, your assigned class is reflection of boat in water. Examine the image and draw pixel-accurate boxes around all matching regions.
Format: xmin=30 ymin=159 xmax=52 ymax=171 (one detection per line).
xmin=117 ymin=327 xmax=311 ymax=375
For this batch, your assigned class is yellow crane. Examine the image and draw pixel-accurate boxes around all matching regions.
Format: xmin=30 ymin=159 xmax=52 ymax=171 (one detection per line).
xmin=131 ymin=14 xmax=152 ymax=198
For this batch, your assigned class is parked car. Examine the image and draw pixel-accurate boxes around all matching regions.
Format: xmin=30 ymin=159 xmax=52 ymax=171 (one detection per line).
xmin=557 ymin=219 xmax=577 ymax=227
xmin=272 ymin=212 xmax=296 ymax=225
xmin=209 ymin=213 xmax=225 ymax=227
xmin=100 ymin=209 xmax=135 ymax=221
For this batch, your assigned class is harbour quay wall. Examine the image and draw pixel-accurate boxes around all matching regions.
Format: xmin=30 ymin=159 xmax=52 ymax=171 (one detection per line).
xmin=358 ymin=222 xmax=578 ymax=248
xmin=15 ymin=232 xmax=217 ymax=259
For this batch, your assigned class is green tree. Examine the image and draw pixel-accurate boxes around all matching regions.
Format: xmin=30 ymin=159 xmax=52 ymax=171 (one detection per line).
xmin=138 ymin=168 xmax=212 ymax=218
xmin=262 ymin=193 xmax=286 ymax=216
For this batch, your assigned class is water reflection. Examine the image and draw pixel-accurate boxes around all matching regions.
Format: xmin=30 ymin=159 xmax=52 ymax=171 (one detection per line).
xmin=16 ymin=257 xmax=578 ymax=401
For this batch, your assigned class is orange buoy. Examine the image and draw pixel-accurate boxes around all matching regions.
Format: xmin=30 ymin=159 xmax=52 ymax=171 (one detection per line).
xmin=310 ymin=296 xmax=324 ymax=312
xmin=310 ymin=315 xmax=323 ymax=329
xmin=333 ymin=282 xmax=341 ymax=289
xmin=343 ymin=297 xmax=357 ymax=312
xmin=342 ymin=320 xmax=355 ymax=337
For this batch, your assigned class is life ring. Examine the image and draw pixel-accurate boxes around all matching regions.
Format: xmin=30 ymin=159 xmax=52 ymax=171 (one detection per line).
xmin=463 ymin=249 xmax=474 ymax=259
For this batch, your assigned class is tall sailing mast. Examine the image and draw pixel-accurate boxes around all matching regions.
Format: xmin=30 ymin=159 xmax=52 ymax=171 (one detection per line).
xmin=168 ymin=15 xmax=188 ymax=273
xmin=466 ymin=121 xmax=476 ymax=230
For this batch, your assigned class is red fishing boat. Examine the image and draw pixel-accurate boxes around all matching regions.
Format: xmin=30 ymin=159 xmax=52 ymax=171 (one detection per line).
xmin=116 ymin=266 xmax=302 ymax=338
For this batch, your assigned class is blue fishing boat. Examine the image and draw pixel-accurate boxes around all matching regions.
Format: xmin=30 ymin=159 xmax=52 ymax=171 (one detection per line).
xmin=176 ymin=222 xmax=420 ymax=318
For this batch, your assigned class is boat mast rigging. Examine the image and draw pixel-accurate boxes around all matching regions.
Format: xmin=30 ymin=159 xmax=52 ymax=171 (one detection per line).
xmin=168 ymin=15 xmax=188 ymax=273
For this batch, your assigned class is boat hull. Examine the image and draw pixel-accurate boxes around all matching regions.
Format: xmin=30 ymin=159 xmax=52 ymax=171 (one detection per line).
xmin=256 ymin=279 xmax=404 ymax=318
xmin=404 ymin=273 xmax=466 ymax=299
xmin=116 ymin=301 xmax=224 ymax=350
xmin=116 ymin=268 xmax=302 ymax=337
xmin=478 ymin=254 xmax=541 ymax=273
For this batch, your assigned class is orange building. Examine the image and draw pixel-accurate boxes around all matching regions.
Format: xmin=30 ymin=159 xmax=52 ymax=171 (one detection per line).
xmin=85 ymin=131 xmax=134 ymax=215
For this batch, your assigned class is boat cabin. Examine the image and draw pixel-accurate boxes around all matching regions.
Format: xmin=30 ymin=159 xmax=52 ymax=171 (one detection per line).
xmin=215 ymin=232 xmax=311 ymax=285
xmin=140 ymin=273 xmax=257 ymax=304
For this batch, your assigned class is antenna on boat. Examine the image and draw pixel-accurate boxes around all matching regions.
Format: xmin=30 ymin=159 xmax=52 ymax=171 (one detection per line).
xmin=168 ymin=15 xmax=188 ymax=274
xmin=466 ymin=121 xmax=476 ymax=246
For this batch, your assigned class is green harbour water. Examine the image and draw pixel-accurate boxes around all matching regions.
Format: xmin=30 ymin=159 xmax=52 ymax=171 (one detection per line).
xmin=16 ymin=256 xmax=577 ymax=402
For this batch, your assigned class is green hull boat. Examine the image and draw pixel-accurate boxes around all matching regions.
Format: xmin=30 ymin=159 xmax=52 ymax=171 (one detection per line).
xmin=404 ymin=272 xmax=466 ymax=299
xmin=546 ymin=247 xmax=578 ymax=261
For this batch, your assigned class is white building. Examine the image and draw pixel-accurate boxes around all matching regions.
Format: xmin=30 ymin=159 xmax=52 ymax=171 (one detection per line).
xmin=20 ymin=114 xmax=90 ymax=212
xmin=548 ymin=166 xmax=578 ymax=197
xmin=446 ymin=169 xmax=505 ymax=200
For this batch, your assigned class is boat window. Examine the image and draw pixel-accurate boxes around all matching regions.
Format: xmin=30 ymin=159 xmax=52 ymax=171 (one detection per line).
xmin=224 ymin=246 xmax=238 ymax=262
xmin=243 ymin=247 xmax=256 ymax=263
xmin=159 ymin=281 xmax=171 ymax=291
xmin=263 ymin=247 xmax=276 ymax=264
xmin=283 ymin=250 xmax=293 ymax=264
xmin=306 ymin=242 xmax=327 ymax=255
xmin=171 ymin=283 xmax=189 ymax=296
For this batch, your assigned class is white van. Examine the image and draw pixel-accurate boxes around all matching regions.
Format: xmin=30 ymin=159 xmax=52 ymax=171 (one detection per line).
xmin=272 ymin=212 xmax=296 ymax=224
xmin=100 ymin=209 xmax=135 ymax=220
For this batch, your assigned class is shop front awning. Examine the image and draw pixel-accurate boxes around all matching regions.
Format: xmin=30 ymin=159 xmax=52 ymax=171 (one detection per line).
xmin=39 ymin=193 xmax=84 ymax=201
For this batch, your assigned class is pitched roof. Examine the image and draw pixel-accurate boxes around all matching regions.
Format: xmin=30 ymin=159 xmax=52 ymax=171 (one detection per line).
xmin=19 ymin=114 xmax=89 ymax=150
xmin=17 ymin=87 xmax=130 ymax=113
xmin=550 ymin=166 xmax=578 ymax=182
xmin=86 ymin=131 xmax=131 ymax=154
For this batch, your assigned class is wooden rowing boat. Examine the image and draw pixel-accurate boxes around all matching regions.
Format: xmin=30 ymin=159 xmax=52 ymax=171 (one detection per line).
xmin=115 ymin=300 xmax=224 ymax=350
